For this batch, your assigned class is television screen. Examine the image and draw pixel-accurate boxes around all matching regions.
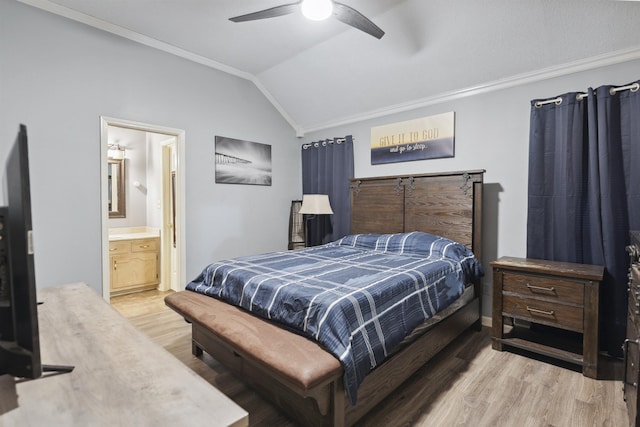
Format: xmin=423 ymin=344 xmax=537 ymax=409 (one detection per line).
xmin=0 ymin=124 xmax=42 ymax=378
xmin=0 ymin=125 xmax=73 ymax=378
xmin=0 ymin=125 xmax=74 ymax=379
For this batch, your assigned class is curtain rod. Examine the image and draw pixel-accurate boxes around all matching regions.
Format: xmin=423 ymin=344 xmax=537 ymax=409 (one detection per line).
xmin=611 ymin=82 xmax=639 ymax=94
xmin=302 ymin=136 xmax=353 ymax=150
xmin=534 ymin=82 xmax=639 ymax=108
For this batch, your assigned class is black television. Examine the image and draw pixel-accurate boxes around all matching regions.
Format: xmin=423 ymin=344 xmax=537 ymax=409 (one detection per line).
xmin=0 ymin=124 xmax=73 ymax=378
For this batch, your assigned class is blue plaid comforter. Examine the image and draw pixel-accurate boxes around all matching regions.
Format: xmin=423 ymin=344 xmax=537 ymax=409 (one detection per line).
xmin=186 ymin=232 xmax=483 ymax=404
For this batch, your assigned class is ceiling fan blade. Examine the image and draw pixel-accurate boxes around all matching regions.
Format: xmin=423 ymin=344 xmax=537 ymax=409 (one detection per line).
xmin=229 ymin=3 xmax=301 ymax=23
xmin=333 ymin=2 xmax=385 ymax=39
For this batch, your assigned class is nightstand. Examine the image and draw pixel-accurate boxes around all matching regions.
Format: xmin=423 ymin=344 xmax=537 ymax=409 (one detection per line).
xmin=491 ymin=256 xmax=603 ymax=378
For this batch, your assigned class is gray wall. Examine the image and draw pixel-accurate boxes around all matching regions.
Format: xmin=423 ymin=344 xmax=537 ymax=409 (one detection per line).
xmin=3 ymin=0 xmax=638 ymax=319
xmin=0 ymin=0 xmax=300 ymax=293
xmin=300 ymin=60 xmax=640 ymax=318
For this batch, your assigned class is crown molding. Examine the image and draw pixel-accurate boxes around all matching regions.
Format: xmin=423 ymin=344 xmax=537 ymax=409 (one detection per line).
xmin=18 ymin=0 xmax=251 ymax=80
xmin=249 ymin=77 xmax=304 ymax=137
xmin=17 ymin=1 xmax=640 ymax=138
xmin=299 ymin=45 xmax=640 ymax=135
xmin=17 ymin=0 xmax=302 ymax=134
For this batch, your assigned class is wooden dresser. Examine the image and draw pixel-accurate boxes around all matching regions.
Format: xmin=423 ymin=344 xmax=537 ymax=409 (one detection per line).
xmin=624 ymin=231 xmax=640 ymax=426
xmin=491 ymin=257 xmax=603 ymax=378
xmin=0 ymin=283 xmax=248 ymax=426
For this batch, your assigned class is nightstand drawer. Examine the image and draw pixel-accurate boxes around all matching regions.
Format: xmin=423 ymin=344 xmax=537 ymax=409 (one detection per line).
xmin=503 ymin=294 xmax=584 ymax=332
xmin=502 ymin=272 xmax=584 ymax=305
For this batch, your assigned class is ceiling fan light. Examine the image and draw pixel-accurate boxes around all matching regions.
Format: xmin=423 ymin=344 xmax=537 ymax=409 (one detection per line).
xmin=301 ymin=0 xmax=333 ymax=21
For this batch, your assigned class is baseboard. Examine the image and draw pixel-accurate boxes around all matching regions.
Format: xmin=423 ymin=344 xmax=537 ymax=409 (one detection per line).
xmin=481 ymin=315 xmax=492 ymax=328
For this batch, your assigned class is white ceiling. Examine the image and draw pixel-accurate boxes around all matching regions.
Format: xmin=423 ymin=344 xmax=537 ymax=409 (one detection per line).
xmin=21 ymin=0 xmax=640 ymax=135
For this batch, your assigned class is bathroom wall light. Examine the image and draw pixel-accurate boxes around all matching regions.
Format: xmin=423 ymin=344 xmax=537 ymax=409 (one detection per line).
xmin=107 ymin=143 xmax=125 ymax=160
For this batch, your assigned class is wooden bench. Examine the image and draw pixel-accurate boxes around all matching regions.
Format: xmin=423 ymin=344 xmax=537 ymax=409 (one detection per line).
xmin=165 ymin=290 xmax=346 ymax=425
xmin=166 ymin=289 xmax=480 ymax=426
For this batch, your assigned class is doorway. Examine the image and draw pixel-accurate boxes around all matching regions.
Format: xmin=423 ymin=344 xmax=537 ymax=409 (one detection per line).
xmin=100 ymin=116 xmax=186 ymax=302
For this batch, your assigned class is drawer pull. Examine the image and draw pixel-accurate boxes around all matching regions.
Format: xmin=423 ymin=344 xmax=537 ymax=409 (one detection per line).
xmin=109 ymin=248 xmax=117 ymax=251
xmin=138 ymin=245 xmax=150 ymax=249
xmin=526 ymin=306 xmax=555 ymax=316
xmin=526 ymin=283 xmax=556 ymax=293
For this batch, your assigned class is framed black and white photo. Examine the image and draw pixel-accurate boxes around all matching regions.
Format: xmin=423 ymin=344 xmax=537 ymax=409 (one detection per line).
xmin=214 ymin=136 xmax=272 ymax=186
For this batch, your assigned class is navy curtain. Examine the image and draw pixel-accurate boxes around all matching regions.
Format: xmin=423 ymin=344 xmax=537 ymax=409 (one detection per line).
xmin=527 ymin=80 xmax=640 ymax=356
xmin=301 ymin=136 xmax=354 ymax=246
xmin=527 ymin=93 xmax=588 ymax=261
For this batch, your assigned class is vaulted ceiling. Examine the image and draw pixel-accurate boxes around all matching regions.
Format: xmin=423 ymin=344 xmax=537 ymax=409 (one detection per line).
xmin=20 ymin=0 xmax=640 ymax=135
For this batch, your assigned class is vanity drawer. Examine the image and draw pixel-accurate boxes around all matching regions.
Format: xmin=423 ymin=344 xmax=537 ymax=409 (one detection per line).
xmin=502 ymin=272 xmax=584 ymax=305
xmin=131 ymin=238 xmax=158 ymax=253
xmin=109 ymin=240 xmax=131 ymax=254
xmin=502 ymin=294 xmax=584 ymax=333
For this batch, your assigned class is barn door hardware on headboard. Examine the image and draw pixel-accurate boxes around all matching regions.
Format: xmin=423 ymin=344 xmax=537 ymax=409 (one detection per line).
xmin=460 ymin=172 xmax=472 ymax=195
xmin=353 ymin=180 xmax=362 ymax=195
xmin=395 ymin=177 xmax=403 ymax=195
xmin=459 ymin=171 xmax=483 ymax=196
xmin=404 ymin=176 xmax=416 ymax=194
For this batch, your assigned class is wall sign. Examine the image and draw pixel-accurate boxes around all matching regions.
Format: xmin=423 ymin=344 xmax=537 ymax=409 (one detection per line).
xmin=370 ymin=112 xmax=455 ymax=165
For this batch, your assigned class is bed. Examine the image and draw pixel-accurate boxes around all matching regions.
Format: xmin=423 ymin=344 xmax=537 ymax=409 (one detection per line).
xmin=166 ymin=170 xmax=485 ymax=426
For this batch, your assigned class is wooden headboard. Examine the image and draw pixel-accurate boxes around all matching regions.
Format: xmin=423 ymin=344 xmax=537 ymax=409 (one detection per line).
xmin=350 ymin=170 xmax=484 ymax=261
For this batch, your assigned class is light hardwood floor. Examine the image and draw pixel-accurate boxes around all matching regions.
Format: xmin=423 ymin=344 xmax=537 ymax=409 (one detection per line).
xmin=112 ymin=290 xmax=629 ymax=427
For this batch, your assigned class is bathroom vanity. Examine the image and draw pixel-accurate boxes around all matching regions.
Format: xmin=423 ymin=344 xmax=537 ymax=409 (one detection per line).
xmin=108 ymin=227 xmax=160 ymax=296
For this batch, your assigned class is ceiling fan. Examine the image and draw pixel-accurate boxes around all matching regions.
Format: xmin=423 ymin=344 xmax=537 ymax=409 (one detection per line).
xmin=229 ymin=0 xmax=385 ymax=39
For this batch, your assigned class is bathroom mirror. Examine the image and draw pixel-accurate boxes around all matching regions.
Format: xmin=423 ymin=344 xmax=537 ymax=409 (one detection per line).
xmin=108 ymin=158 xmax=125 ymax=218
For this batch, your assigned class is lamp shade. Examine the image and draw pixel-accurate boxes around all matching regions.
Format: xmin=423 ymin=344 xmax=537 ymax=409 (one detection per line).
xmin=298 ymin=194 xmax=333 ymax=214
